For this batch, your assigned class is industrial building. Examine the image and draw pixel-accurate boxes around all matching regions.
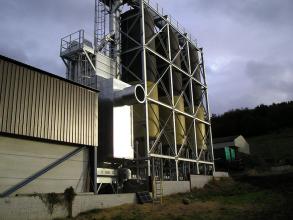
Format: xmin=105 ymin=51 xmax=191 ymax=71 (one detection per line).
xmin=0 ymin=55 xmax=99 ymax=196
xmin=213 ymin=135 xmax=249 ymax=170
xmin=213 ymin=135 xmax=250 ymax=155
xmin=0 ymin=0 xmax=214 ymax=199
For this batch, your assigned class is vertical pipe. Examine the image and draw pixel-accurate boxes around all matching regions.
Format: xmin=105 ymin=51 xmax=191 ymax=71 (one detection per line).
xmin=175 ymin=160 xmax=179 ymax=181
xmin=187 ymin=41 xmax=199 ymax=166
xmin=94 ymin=0 xmax=98 ymax=52
xmin=94 ymin=0 xmax=98 ymax=76
xmin=93 ymin=146 xmax=97 ymax=194
xmin=160 ymin=143 xmax=163 ymax=180
xmin=166 ymin=24 xmax=178 ymax=181
xmin=135 ymin=140 xmax=140 ymax=179
xmin=140 ymin=0 xmax=151 ymax=178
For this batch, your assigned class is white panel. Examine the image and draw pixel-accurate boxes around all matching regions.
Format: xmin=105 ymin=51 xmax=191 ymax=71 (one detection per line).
xmin=96 ymin=53 xmax=116 ymax=78
xmin=0 ymin=136 xmax=89 ymax=194
xmin=113 ymin=106 xmax=134 ymax=159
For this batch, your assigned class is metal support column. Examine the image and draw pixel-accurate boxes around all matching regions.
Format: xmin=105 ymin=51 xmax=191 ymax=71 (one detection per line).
xmin=166 ymin=23 xmax=179 ymax=180
xmin=93 ymin=146 xmax=98 ymax=194
xmin=140 ymin=0 xmax=151 ymax=178
xmin=200 ymin=49 xmax=215 ymax=172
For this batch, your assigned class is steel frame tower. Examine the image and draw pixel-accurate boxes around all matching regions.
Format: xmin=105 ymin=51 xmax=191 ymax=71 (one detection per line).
xmin=118 ymin=0 xmax=215 ymax=180
xmin=62 ymin=0 xmax=214 ymax=183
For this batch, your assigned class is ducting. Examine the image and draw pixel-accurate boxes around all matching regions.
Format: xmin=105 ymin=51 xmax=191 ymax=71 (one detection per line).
xmin=114 ymin=84 xmax=145 ymax=106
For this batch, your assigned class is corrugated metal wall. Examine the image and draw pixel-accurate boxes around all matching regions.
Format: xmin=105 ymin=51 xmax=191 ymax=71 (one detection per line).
xmin=0 ymin=56 xmax=98 ymax=146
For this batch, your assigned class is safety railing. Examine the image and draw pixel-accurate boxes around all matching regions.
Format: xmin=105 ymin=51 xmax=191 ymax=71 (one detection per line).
xmin=144 ymin=0 xmax=198 ymax=46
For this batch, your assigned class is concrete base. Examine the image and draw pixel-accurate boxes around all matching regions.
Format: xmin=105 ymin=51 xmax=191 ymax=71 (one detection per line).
xmin=190 ymin=175 xmax=213 ymax=189
xmin=162 ymin=181 xmax=190 ymax=195
xmin=0 ymin=175 xmax=214 ymax=220
xmin=213 ymin=171 xmax=229 ymax=180
xmin=0 ymin=193 xmax=137 ymax=220
xmin=162 ymin=175 xmax=214 ymax=196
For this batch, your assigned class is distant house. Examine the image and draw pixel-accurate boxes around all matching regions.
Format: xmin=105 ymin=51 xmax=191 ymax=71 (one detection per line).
xmin=212 ymin=135 xmax=250 ymax=171
xmin=213 ymin=135 xmax=250 ymax=155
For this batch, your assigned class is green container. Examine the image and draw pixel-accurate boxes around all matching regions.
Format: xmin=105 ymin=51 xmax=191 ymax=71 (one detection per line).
xmin=225 ymin=147 xmax=231 ymax=161
xmin=230 ymin=148 xmax=236 ymax=161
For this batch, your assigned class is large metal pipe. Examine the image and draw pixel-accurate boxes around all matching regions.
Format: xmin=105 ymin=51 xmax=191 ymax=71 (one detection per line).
xmin=109 ymin=1 xmax=123 ymax=39
xmin=114 ymin=84 xmax=146 ymax=106
xmin=109 ymin=0 xmax=123 ymax=77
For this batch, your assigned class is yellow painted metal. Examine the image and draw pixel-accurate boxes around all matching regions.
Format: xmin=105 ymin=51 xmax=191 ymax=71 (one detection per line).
xmin=174 ymin=96 xmax=186 ymax=146
xmin=133 ymin=81 xmax=160 ymax=139
xmin=184 ymin=106 xmax=207 ymax=150
xmin=196 ymin=106 xmax=207 ymax=150
xmin=159 ymin=96 xmax=186 ymax=146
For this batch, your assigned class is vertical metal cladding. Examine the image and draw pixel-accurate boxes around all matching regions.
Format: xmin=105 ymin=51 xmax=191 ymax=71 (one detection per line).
xmin=121 ymin=8 xmax=160 ymax=140
xmin=157 ymin=27 xmax=186 ymax=147
xmin=0 ymin=56 xmax=98 ymax=146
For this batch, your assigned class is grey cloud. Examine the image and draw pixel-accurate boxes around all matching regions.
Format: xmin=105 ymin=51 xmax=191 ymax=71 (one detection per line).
xmin=246 ymin=60 xmax=293 ymax=95
xmin=0 ymin=0 xmax=95 ymax=76
xmin=190 ymin=0 xmax=293 ymax=27
xmin=0 ymin=44 xmax=29 ymax=63
xmin=0 ymin=0 xmax=292 ymax=114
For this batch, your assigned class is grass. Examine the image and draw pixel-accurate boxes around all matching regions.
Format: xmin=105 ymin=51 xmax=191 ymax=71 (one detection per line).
xmin=62 ymin=173 xmax=293 ymax=220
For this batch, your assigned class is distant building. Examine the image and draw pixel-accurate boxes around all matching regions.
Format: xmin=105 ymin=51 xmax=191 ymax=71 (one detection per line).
xmin=213 ymin=135 xmax=250 ymax=171
xmin=213 ymin=135 xmax=250 ymax=155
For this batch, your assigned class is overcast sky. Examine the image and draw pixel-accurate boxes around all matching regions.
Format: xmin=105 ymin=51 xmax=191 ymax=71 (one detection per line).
xmin=0 ymin=0 xmax=292 ymax=114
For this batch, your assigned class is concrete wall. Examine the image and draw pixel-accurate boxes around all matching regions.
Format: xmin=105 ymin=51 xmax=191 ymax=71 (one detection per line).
xmin=72 ymin=193 xmax=136 ymax=216
xmin=0 ymin=135 xmax=89 ymax=195
xmin=162 ymin=175 xmax=213 ymax=195
xmin=162 ymin=181 xmax=190 ymax=195
xmin=0 ymin=193 xmax=136 ymax=220
xmin=190 ymin=175 xmax=213 ymax=189
xmin=0 ymin=176 xmax=214 ymax=219
xmin=213 ymin=172 xmax=229 ymax=178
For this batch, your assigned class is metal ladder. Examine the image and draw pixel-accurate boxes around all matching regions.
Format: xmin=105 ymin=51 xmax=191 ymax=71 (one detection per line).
xmin=153 ymin=176 xmax=163 ymax=204
xmin=94 ymin=0 xmax=107 ymax=54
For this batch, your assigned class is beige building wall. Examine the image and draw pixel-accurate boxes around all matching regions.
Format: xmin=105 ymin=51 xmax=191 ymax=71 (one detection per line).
xmin=0 ymin=135 xmax=89 ymax=195
xmin=235 ymin=135 xmax=250 ymax=154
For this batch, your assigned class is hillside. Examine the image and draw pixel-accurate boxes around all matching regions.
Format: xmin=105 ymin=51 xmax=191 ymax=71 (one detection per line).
xmin=247 ymin=128 xmax=293 ymax=164
xmin=212 ymin=101 xmax=293 ymax=138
